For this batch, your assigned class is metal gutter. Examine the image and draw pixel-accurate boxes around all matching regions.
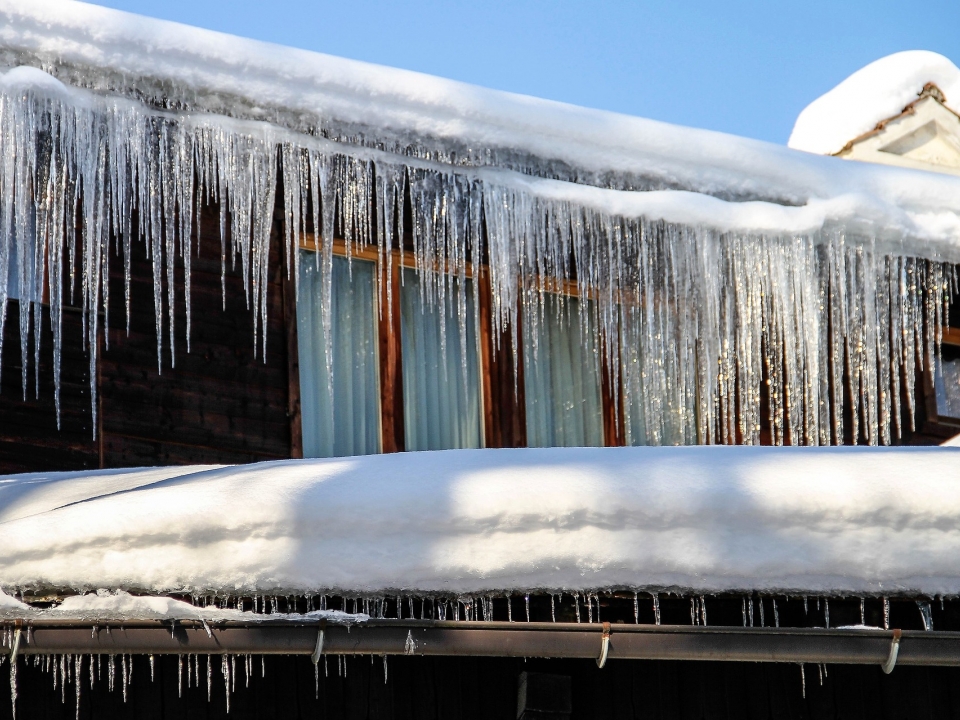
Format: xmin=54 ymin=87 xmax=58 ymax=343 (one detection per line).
xmin=4 ymin=620 xmax=957 ymax=669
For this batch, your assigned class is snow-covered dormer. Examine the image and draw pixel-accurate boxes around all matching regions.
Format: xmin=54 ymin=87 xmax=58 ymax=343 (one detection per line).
xmin=790 ymin=51 xmax=960 ymax=176
xmin=836 ymin=83 xmax=960 ymax=175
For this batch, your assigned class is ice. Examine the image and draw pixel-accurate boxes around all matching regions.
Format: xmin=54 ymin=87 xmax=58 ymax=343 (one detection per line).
xmin=0 ymin=8 xmax=960 ymax=446
xmin=790 ymin=51 xmax=960 ymax=155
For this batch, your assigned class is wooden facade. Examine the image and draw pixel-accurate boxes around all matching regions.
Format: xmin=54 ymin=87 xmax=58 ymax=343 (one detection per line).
xmin=0 ymin=192 xmax=956 ymax=473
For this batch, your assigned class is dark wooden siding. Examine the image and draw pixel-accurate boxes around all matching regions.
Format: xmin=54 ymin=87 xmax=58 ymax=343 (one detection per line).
xmin=0 ymin=201 xmax=293 ymax=473
xmin=98 ymin=203 xmax=292 ymax=467
xmin=2 ymin=654 xmax=960 ymax=720
xmin=0 ymin=303 xmax=98 ymax=472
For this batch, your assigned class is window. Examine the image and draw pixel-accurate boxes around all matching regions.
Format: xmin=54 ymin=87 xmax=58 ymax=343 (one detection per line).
xmin=934 ymin=342 xmax=960 ymax=422
xmin=522 ymin=293 xmax=604 ymax=447
xmin=400 ymin=269 xmax=483 ymax=450
xmin=297 ymin=253 xmax=381 ymax=457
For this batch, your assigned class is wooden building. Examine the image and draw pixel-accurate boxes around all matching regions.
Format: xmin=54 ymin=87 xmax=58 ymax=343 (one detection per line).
xmin=3 ymin=8 xmax=960 ymax=719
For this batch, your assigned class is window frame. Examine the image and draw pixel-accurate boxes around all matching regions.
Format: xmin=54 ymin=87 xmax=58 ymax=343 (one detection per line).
xmin=293 ymin=233 xmax=624 ymax=454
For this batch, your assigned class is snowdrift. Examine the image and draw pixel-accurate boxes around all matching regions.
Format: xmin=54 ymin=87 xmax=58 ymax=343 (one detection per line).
xmin=2 ymin=447 xmax=960 ymax=601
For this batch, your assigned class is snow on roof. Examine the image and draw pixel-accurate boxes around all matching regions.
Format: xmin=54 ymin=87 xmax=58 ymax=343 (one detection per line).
xmin=3 ymin=0 xmax=960 ymax=219
xmin=3 ymin=447 xmax=960 ymax=602
xmin=789 ymin=51 xmax=960 ymax=156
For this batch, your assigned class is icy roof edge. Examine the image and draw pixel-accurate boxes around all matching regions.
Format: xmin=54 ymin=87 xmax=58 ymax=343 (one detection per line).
xmin=7 ymin=64 xmax=960 ymax=254
xmin=3 ymin=1 xmax=960 ymax=217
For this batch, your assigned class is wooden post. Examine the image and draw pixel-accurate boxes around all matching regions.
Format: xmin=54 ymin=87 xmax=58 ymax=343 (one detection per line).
xmin=379 ymin=253 xmax=405 ymax=452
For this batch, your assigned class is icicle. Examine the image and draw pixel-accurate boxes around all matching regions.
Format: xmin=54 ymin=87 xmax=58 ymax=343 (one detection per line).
xmin=773 ymin=598 xmax=779 ymax=628
xmin=525 ymin=594 xmax=530 ymax=622
xmin=917 ymin=601 xmax=933 ymax=631
xmin=800 ymin=664 xmax=806 ymax=699
xmin=700 ymin=595 xmax=707 ymax=626
xmin=884 ymin=597 xmax=890 ymax=630
xmin=824 ymin=598 xmax=830 ymax=629
xmin=382 ymin=655 xmax=388 ymax=685
xmin=759 ymin=597 xmax=765 ymax=627
xmin=178 ymin=655 xmax=183 ymax=697
xmin=748 ymin=596 xmax=754 ymax=627
xmin=818 ymin=663 xmax=823 ymax=686
xmin=860 ymin=599 xmax=865 ymax=626
xmin=206 ymin=655 xmax=212 ymax=702
xmin=653 ymin=594 xmax=660 ymax=626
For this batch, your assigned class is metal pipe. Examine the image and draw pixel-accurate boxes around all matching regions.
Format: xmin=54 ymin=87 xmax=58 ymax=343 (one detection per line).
xmin=4 ymin=619 xmax=959 ymax=667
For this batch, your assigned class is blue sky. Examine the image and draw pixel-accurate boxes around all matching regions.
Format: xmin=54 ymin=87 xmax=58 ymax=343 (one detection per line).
xmin=89 ymin=0 xmax=959 ymax=145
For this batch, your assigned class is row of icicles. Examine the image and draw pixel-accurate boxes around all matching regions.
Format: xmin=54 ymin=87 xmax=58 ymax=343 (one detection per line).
xmin=0 ymin=591 xmax=940 ymax=717
xmin=0 ymin=77 xmax=955 ymax=446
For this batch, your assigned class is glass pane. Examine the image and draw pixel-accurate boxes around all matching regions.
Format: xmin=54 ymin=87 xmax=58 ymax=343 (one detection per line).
xmin=934 ymin=345 xmax=960 ymax=420
xmin=523 ymin=293 xmax=604 ymax=447
xmin=297 ymin=253 xmax=381 ymax=457
xmin=400 ymin=269 xmax=482 ymax=450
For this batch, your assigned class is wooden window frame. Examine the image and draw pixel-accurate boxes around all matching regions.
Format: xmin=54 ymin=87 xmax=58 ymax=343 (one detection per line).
xmin=293 ymin=235 xmax=623 ymax=454
xmin=922 ymin=327 xmax=960 ymax=438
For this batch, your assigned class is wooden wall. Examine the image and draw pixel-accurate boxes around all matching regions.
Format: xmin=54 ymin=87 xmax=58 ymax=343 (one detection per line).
xmin=0 ymin=201 xmax=294 ymax=473
xmin=2 ymin=653 xmax=960 ymax=720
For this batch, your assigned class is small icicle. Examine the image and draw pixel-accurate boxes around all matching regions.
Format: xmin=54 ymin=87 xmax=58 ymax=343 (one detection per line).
xmin=700 ymin=595 xmax=707 ymax=626
xmin=525 ymin=594 xmax=530 ymax=622
xmin=800 ymin=664 xmax=806 ymax=699
xmin=149 ymin=655 xmax=155 ymax=682
xmin=742 ymin=597 xmax=747 ymax=627
xmin=824 ymin=598 xmax=830 ymax=629
xmin=773 ymin=598 xmax=779 ymax=628
xmin=748 ymin=596 xmax=754 ymax=627
xmin=690 ymin=597 xmax=697 ymax=626
xmin=222 ymin=655 xmax=230 ymax=713
xmin=818 ymin=663 xmax=823 ymax=686
xmin=508 ymin=595 xmax=513 ymax=623
xmin=653 ymin=594 xmax=660 ymax=626
xmin=382 ymin=655 xmax=388 ymax=685
xmin=206 ymin=654 xmax=211 ymax=703
xmin=575 ymin=594 xmax=580 ymax=624
xmin=860 ymin=598 xmax=865 ymax=626
xmin=552 ymin=594 xmax=557 ymax=623
xmin=883 ymin=597 xmax=890 ymax=630
xmin=178 ymin=655 xmax=183 ymax=698
xmin=916 ymin=601 xmax=933 ymax=631
xmin=633 ymin=592 xmax=638 ymax=624
xmin=759 ymin=597 xmax=765 ymax=627
xmin=803 ymin=596 xmax=808 ymax=615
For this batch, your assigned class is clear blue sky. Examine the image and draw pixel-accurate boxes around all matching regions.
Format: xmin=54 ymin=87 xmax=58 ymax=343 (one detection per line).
xmin=88 ymin=0 xmax=959 ymax=145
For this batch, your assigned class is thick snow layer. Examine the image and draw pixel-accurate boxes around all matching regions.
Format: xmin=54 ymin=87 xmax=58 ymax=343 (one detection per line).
xmin=3 ymin=1 xmax=960 ymax=215
xmin=0 ymin=589 xmax=367 ymax=624
xmin=789 ymin=51 xmax=960 ymax=156
xmin=2 ymin=447 xmax=960 ymax=600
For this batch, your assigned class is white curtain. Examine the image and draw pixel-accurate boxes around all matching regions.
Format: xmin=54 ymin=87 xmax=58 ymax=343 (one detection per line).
xmin=935 ymin=348 xmax=960 ymax=420
xmin=400 ymin=269 xmax=483 ymax=450
xmin=523 ymin=293 xmax=604 ymax=447
xmin=297 ymin=253 xmax=381 ymax=457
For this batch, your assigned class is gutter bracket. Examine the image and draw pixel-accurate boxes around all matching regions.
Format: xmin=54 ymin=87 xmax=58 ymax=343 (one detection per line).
xmin=881 ymin=629 xmax=901 ymax=674
xmin=311 ymin=620 xmax=327 ymax=665
xmin=596 ymin=622 xmax=611 ymax=668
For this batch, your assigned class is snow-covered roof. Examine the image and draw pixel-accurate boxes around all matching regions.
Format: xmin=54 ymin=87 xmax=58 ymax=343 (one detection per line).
xmin=789 ymin=51 xmax=960 ymax=156
xmin=2 ymin=0 xmax=960 ymax=216
xmin=3 ymin=447 xmax=960 ymax=603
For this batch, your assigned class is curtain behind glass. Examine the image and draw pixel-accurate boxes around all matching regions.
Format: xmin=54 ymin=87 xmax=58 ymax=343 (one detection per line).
xmin=298 ymin=253 xmax=381 ymax=457
xmin=523 ymin=293 xmax=604 ymax=447
xmin=400 ymin=269 xmax=482 ymax=450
